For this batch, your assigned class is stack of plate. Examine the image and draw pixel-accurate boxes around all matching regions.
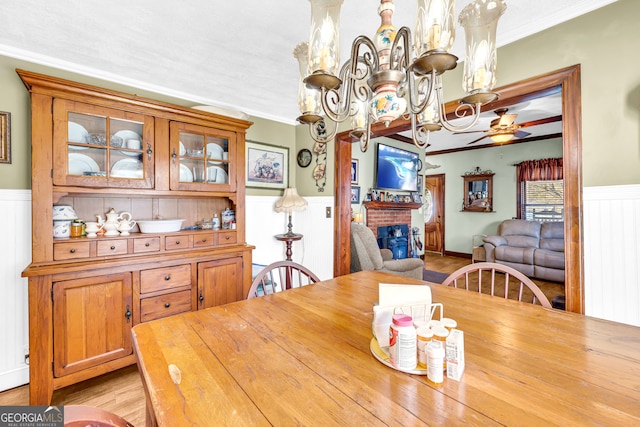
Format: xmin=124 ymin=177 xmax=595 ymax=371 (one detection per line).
xmin=111 ymin=158 xmax=143 ymax=178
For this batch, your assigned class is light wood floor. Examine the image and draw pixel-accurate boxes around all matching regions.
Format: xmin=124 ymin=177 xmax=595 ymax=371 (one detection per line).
xmin=0 ymin=254 xmax=564 ymax=425
xmin=424 ymin=252 xmax=565 ymax=303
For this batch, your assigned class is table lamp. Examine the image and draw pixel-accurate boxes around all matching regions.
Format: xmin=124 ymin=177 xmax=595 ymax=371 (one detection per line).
xmin=274 ymin=187 xmax=308 ymax=237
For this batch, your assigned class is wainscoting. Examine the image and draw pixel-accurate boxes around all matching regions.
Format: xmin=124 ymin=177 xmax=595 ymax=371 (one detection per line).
xmin=584 ymin=184 xmax=640 ymax=326
xmin=0 ymin=190 xmax=31 ymax=392
xmin=246 ymin=195 xmax=334 ymax=280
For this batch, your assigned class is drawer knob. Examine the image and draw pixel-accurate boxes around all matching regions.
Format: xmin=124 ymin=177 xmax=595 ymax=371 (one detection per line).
xmin=145 ymin=242 xmax=150 ymax=247
xmin=110 ymin=245 xmax=116 ymax=250
xmin=70 ymin=248 xmax=76 ymax=253
xmin=165 ymin=275 xmax=171 ymax=281
xmin=176 ymin=240 xmax=181 ymax=245
xmin=164 ymin=303 xmax=171 ymax=308
xmin=225 ymin=236 xmax=230 ymax=240
xmin=201 ymin=238 xmax=207 ymax=243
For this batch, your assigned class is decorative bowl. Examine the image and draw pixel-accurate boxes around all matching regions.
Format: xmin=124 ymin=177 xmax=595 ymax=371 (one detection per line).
xmin=137 ymin=219 xmax=185 ymax=233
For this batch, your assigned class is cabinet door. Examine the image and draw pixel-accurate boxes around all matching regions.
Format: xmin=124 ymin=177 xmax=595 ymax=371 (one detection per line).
xmin=197 ymin=257 xmax=243 ymax=309
xmin=53 ymin=99 xmax=155 ymax=189
xmin=169 ymin=121 xmax=236 ymax=192
xmin=53 ymin=273 xmax=133 ymax=377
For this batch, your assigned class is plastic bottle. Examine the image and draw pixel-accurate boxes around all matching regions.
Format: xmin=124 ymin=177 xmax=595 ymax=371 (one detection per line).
xmin=416 ymin=326 xmax=433 ymax=367
xmin=212 ymin=213 xmax=220 ymax=230
xmin=426 ymin=340 xmax=445 ymax=385
xmin=432 ymin=326 xmax=450 ymax=370
xmin=389 ymin=314 xmax=417 ymax=370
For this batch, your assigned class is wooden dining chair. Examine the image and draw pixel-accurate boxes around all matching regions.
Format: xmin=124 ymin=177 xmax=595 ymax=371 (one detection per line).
xmin=248 ymin=261 xmax=320 ymax=299
xmin=64 ymin=405 xmax=134 ymax=427
xmin=441 ymin=262 xmax=552 ymax=308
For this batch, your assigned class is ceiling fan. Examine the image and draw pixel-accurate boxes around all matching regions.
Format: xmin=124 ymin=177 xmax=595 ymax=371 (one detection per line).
xmin=458 ymin=108 xmax=562 ymax=145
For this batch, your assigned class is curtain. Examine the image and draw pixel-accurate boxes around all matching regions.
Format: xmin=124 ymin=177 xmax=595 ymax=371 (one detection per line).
xmin=515 ymin=158 xmax=563 ymax=182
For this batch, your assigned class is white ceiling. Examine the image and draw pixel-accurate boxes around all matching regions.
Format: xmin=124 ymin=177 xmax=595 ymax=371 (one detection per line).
xmin=0 ymin=0 xmax=617 ymax=126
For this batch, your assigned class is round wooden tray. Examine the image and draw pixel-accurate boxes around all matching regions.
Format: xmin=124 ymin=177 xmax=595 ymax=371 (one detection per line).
xmin=369 ymin=337 xmax=427 ymax=375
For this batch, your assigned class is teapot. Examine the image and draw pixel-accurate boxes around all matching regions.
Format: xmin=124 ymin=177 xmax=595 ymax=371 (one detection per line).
xmin=97 ymin=208 xmax=133 ymax=237
xmin=117 ymin=217 xmax=137 ymax=236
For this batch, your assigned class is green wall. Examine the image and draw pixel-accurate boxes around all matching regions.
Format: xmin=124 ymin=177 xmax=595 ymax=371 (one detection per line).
xmin=427 ymin=139 xmax=563 ymax=253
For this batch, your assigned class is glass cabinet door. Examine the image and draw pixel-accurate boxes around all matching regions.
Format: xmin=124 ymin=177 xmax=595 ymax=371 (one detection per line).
xmin=169 ymin=122 xmax=235 ymax=191
xmin=53 ymin=99 xmax=154 ymax=189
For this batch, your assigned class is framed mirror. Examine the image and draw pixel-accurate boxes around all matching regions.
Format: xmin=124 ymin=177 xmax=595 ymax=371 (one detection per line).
xmin=462 ymin=172 xmax=494 ymax=212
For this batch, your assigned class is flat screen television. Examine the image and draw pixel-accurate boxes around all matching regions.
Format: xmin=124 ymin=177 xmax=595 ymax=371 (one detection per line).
xmin=375 ymin=142 xmax=419 ymax=192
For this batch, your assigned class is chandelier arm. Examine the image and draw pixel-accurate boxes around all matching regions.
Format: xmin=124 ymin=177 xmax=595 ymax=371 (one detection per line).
xmin=320 ymin=36 xmax=379 ymax=124
xmin=406 ymin=70 xmax=438 ymax=116
xmin=308 ymin=118 xmax=338 ymax=144
xmin=429 ymin=83 xmax=482 ymax=133
xmin=359 ymin=109 xmax=374 ymax=152
xmin=410 ymin=113 xmax=431 ymax=151
xmin=390 ymin=26 xmax=412 ymax=71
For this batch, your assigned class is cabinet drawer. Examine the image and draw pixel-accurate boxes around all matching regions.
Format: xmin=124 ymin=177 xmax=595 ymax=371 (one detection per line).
xmin=140 ymin=264 xmax=191 ymax=294
xmin=140 ymin=290 xmax=192 ymax=322
xmin=53 ymin=242 xmax=91 ymax=260
xmin=96 ymin=239 xmax=129 ymax=256
xmin=218 ymin=231 xmax=237 ymax=245
xmin=193 ymin=233 xmax=215 ymax=248
xmin=134 ymin=237 xmax=161 ymax=253
xmin=165 ymin=235 xmax=193 ymax=250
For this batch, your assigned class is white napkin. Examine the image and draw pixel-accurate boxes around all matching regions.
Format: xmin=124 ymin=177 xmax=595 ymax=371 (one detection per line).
xmin=372 ymin=283 xmax=432 ymax=347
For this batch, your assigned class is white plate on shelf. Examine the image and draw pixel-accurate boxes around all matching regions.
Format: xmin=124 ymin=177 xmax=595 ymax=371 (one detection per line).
xmin=113 ymin=130 xmax=142 ymax=147
xmin=207 ymin=143 xmax=224 ymax=163
xmin=68 ymin=122 xmax=89 ymax=144
xmin=207 ymin=166 xmax=228 ymax=183
xmin=68 ymin=153 xmax=100 ymax=175
xmin=179 ymin=141 xmax=186 ymax=156
xmin=111 ymin=158 xmax=143 ymax=178
xmin=180 ymin=164 xmax=193 ymax=182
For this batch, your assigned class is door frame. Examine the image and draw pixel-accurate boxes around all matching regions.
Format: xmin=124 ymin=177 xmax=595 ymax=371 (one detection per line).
xmin=334 ymin=65 xmax=583 ymax=314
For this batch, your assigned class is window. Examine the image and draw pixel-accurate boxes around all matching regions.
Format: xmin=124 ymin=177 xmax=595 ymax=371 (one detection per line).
xmin=515 ymin=158 xmax=563 ymax=222
xmin=520 ymin=180 xmax=564 ymax=222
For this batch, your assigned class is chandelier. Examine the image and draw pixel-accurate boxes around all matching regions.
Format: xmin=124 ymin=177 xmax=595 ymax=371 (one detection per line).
xmin=295 ymin=0 xmax=507 ymax=152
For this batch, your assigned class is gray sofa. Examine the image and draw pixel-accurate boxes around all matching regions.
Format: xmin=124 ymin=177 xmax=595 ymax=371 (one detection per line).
xmin=350 ymin=223 xmax=424 ymax=279
xmin=483 ymin=219 xmax=565 ymax=282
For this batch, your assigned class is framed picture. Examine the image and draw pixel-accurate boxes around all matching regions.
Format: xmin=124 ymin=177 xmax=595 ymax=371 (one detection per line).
xmin=351 ymin=186 xmax=360 ymax=204
xmin=351 ymin=158 xmax=359 ymax=184
xmin=0 ymin=112 xmax=10 ymax=164
xmin=246 ymin=140 xmax=288 ymax=189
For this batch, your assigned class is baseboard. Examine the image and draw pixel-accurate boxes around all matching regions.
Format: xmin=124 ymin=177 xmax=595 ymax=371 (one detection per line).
xmin=443 ymin=251 xmax=472 ymax=259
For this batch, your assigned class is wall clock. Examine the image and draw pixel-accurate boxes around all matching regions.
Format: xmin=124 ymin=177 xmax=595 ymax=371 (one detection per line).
xmin=297 ymin=148 xmax=312 ymax=168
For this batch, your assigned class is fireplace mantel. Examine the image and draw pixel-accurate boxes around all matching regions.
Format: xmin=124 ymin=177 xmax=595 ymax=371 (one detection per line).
xmin=363 ymin=201 xmax=422 ymax=210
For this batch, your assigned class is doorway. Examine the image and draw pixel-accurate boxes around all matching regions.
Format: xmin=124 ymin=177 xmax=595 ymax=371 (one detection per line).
xmin=334 ymin=65 xmax=583 ymax=314
xmin=423 ymin=174 xmax=445 ymax=255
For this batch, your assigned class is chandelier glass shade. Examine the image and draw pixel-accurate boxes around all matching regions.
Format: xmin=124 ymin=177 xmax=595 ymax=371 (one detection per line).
xmin=296 ymin=0 xmax=506 ymax=152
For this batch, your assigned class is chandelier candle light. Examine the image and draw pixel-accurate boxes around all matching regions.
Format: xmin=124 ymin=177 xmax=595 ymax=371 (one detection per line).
xmin=274 ymin=187 xmax=309 ymax=237
xmin=296 ymin=0 xmax=506 ymax=152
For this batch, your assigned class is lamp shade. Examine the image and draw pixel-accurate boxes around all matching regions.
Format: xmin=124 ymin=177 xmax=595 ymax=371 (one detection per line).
xmin=274 ymin=188 xmax=308 ymax=213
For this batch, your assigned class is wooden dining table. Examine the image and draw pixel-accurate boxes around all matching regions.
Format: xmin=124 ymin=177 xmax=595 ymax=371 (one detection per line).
xmin=131 ymin=270 xmax=640 ymax=426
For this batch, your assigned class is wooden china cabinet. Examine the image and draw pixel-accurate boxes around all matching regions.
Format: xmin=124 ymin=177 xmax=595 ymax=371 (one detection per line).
xmin=19 ymin=70 xmax=255 ymax=405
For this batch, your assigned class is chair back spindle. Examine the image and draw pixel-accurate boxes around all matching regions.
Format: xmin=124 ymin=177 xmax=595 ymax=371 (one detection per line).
xmin=441 ymin=262 xmax=552 ymax=308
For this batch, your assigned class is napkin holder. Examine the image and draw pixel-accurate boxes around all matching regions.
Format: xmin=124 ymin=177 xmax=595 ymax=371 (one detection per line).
xmin=372 ymin=283 xmax=433 ymax=348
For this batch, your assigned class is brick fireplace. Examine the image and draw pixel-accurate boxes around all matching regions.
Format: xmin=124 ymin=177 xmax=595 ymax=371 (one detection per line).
xmin=363 ymin=201 xmax=420 ymax=239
